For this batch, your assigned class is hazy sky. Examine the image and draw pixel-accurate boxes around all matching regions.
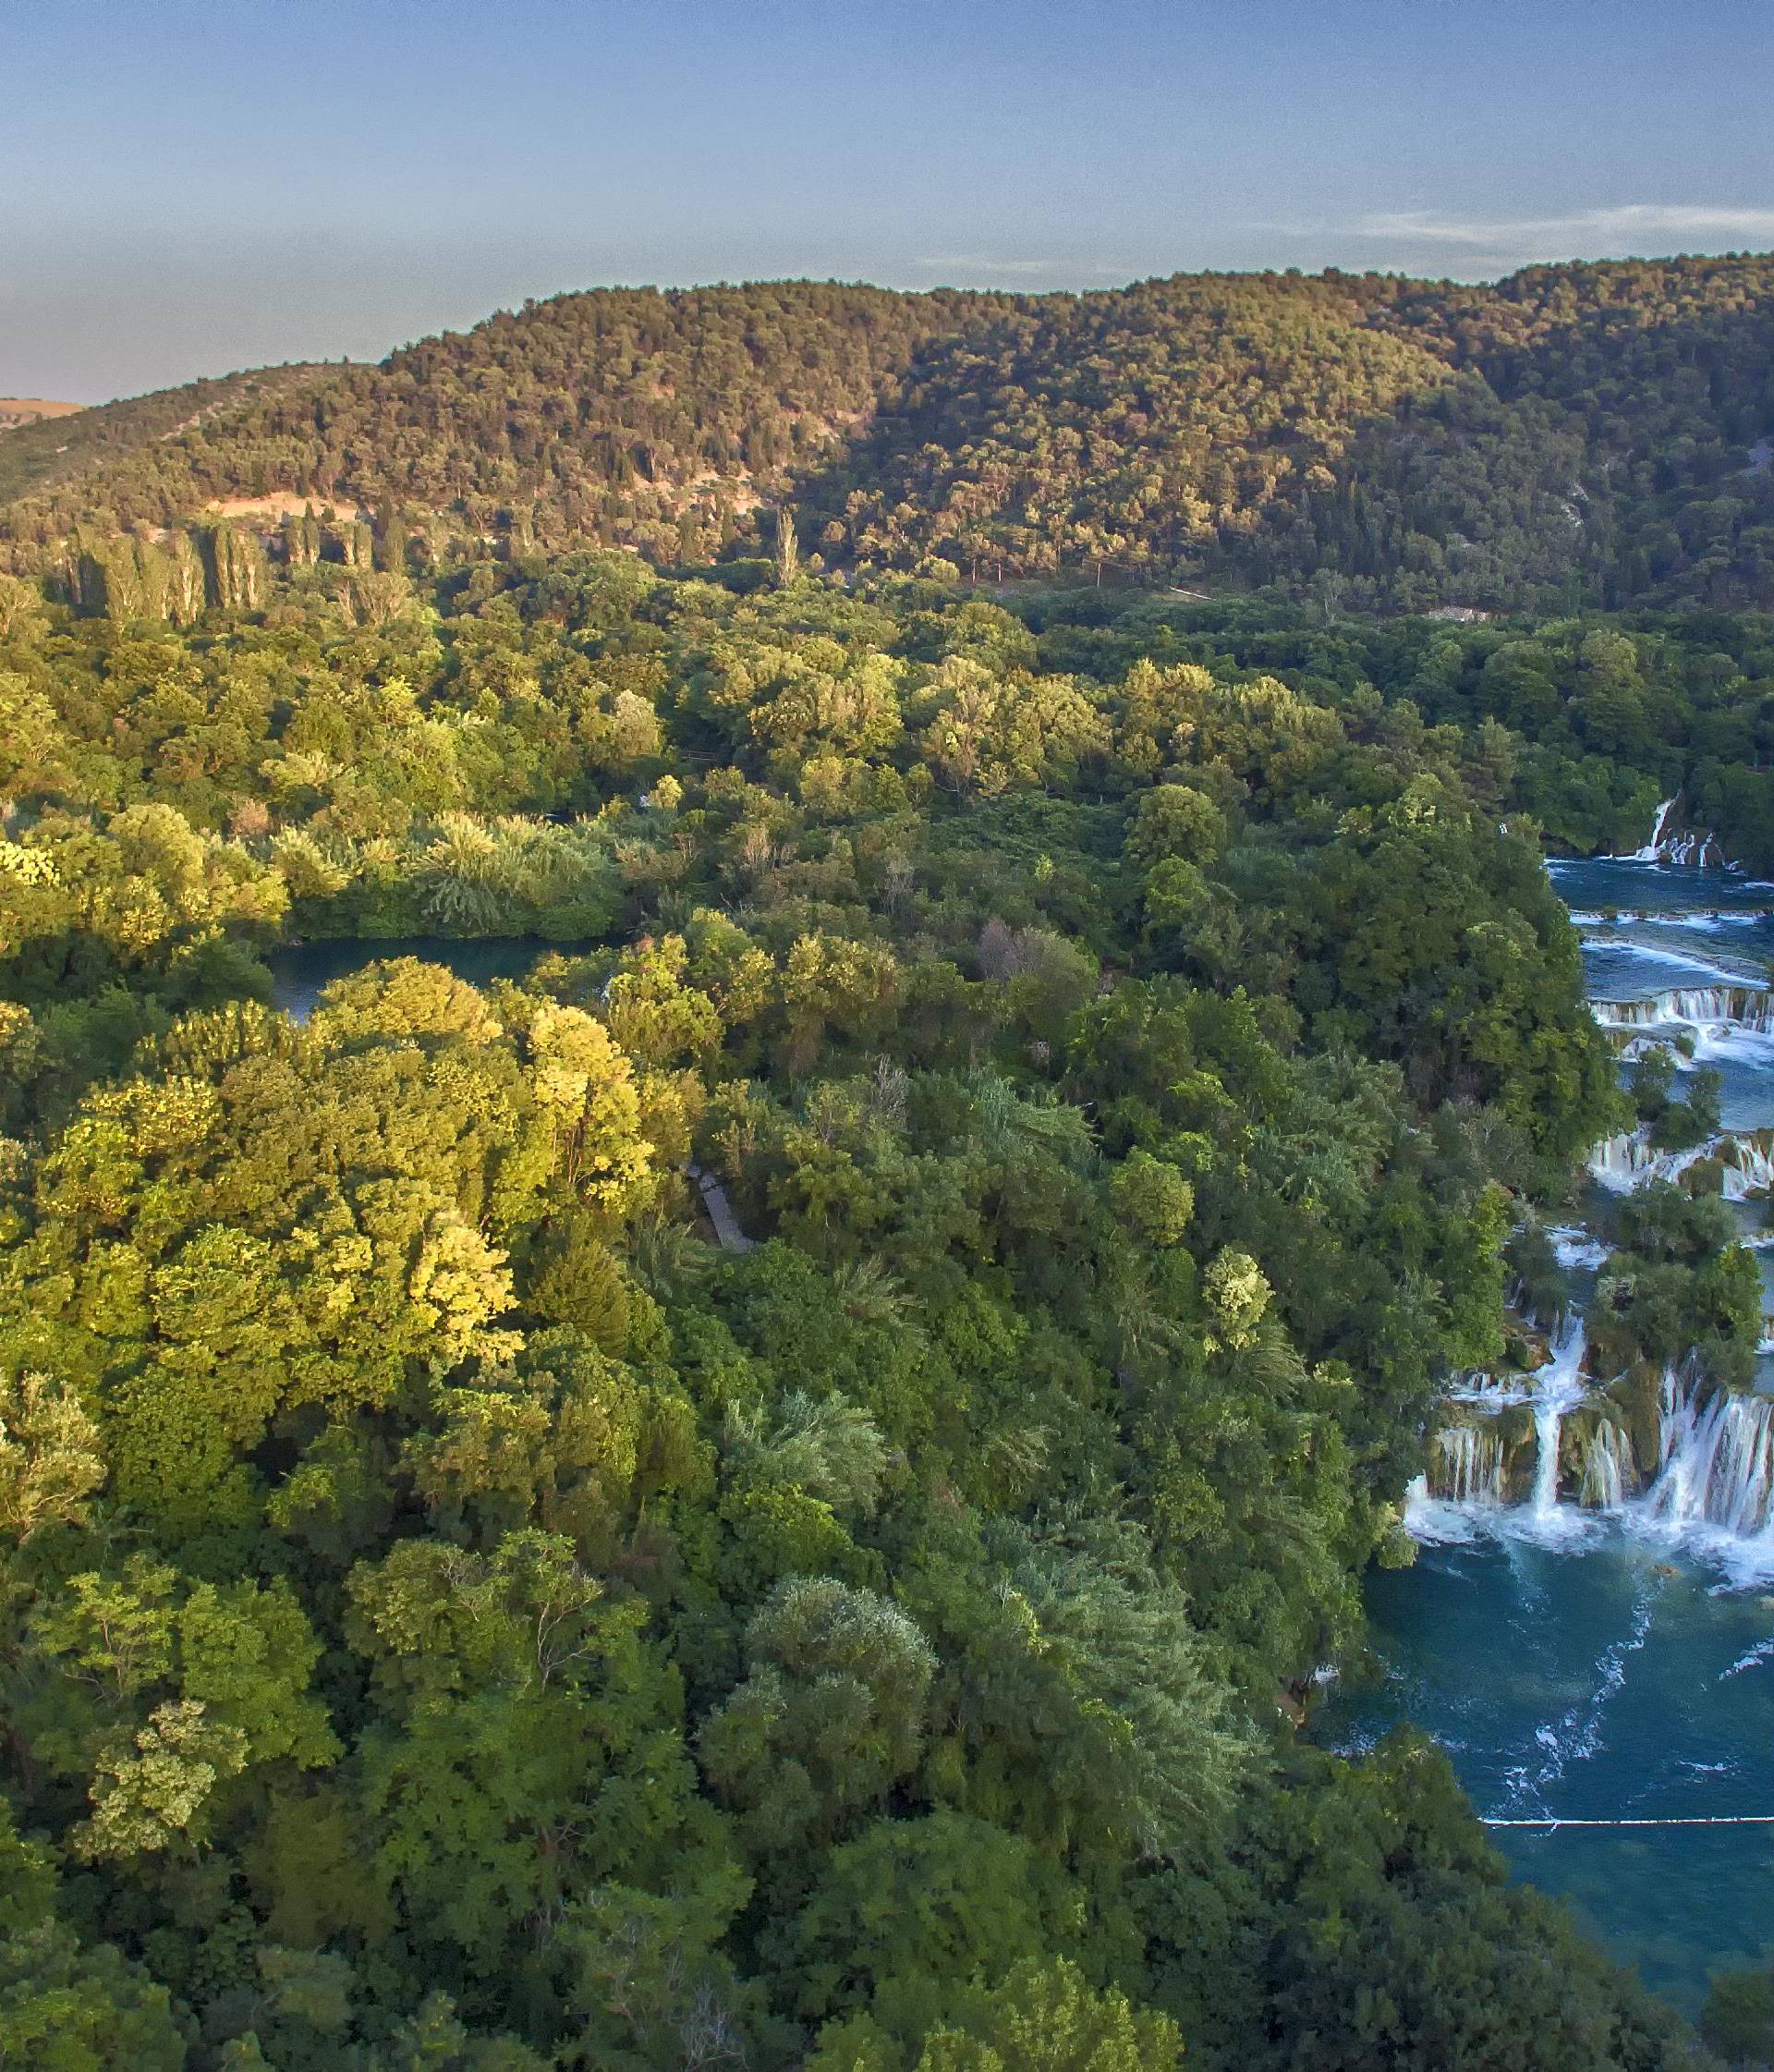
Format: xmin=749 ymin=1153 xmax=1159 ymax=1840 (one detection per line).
xmin=6 ymin=0 xmax=1773 ymax=402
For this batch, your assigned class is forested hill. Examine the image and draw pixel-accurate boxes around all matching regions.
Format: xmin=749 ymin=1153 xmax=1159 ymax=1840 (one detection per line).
xmin=6 ymin=253 xmax=1774 ymax=610
xmin=0 ymin=285 xmax=994 ymax=561
xmin=0 ymin=363 xmax=329 ymax=506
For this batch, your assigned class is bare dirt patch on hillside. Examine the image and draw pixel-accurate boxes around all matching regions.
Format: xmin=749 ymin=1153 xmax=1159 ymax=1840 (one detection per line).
xmin=0 ymin=398 xmax=85 ymax=431
xmin=204 ymin=492 xmax=371 ymax=525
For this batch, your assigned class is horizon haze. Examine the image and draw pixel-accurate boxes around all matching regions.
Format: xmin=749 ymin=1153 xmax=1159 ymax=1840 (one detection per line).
xmin=5 ymin=0 xmax=1773 ymax=402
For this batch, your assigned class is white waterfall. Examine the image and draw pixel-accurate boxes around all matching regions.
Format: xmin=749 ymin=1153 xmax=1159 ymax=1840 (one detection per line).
xmin=1432 ymin=1423 xmax=1509 ymax=1504
xmin=1645 ymin=1373 xmax=1774 ymax=1542
xmin=1586 ymin=1129 xmax=1712 ymax=1193
xmin=1585 ymin=1126 xmax=1764 ymax=1196
xmin=1718 ymin=1135 xmax=1774 ymax=1201
xmin=1590 ymin=984 xmax=1774 ymax=1035
xmin=1588 ymin=1130 xmax=1658 ymax=1189
xmin=1402 ymin=840 xmax=1774 ymax=1576
xmin=1579 ymin=1420 xmax=1634 ymax=1509
xmin=1661 ymin=828 xmax=1726 ymax=867
xmin=1529 ymin=1318 xmax=1588 ymax=1526
xmin=1530 ymin=1400 xmax=1564 ymax=1517
xmin=1619 ymin=796 xmax=1727 ymax=867
xmin=1625 ymin=797 xmax=1678 ymax=861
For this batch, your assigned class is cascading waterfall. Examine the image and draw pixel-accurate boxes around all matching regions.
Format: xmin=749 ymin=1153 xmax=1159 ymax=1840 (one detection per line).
xmin=1590 ymin=985 xmax=1774 ymax=1034
xmin=1611 ymin=1032 xmax=1677 ymax=1065
xmin=1661 ymin=828 xmax=1726 ymax=867
xmin=1586 ymin=1125 xmax=1771 ymax=1199
xmin=1646 ymin=1372 xmax=1774 ymax=1540
xmin=1587 ymin=1130 xmax=1659 ymax=1188
xmin=1718 ymin=1134 xmax=1774 ymax=1200
xmin=1586 ymin=1129 xmax=1713 ymax=1192
xmin=1404 ymin=833 xmax=1774 ymax=1573
xmin=1625 ymin=797 xmax=1678 ymax=861
xmin=1530 ymin=1317 xmax=1588 ymax=1523
xmin=1448 ymin=1371 xmax=1536 ymax=1408
xmin=1431 ymin=1423 xmax=1509 ymax=1505
xmin=1579 ymin=1420 xmax=1634 ymax=1509
xmin=1619 ymin=795 xmax=1726 ymax=866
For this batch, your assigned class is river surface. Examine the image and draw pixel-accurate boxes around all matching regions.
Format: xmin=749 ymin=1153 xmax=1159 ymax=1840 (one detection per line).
xmin=1323 ymin=1538 xmax=1774 ymax=2009
xmin=1319 ymin=832 xmax=1774 ymax=2013
xmin=264 ymin=936 xmax=571 ymax=1020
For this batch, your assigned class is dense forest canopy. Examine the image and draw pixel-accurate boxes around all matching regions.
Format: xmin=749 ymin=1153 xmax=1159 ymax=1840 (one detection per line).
xmin=0 ymin=367 xmax=328 ymax=509
xmin=5 ymin=253 xmax=1774 ymax=612
xmin=7 ymin=527 xmax=1764 ymax=2067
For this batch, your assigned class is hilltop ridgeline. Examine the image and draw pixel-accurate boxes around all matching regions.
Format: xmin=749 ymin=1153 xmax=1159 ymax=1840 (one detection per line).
xmin=0 ymin=364 xmax=329 ymax=507
xmin=5 ymin=254 xmax=1774 ymax=610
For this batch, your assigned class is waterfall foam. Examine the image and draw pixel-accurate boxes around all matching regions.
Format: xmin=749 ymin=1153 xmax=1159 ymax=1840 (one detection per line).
xmin=1550 ymin=1224 xmax=1610 ymax=1271
xmin=1569 ymin=908 xmax=1772 ymax=932
xmin=1402 ymin=1473 xmax=1484 ymax=1544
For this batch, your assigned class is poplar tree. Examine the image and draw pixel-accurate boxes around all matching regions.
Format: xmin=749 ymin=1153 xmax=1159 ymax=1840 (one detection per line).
xmin=98 ymin=538 xmax=145 ymax=621
xmin=135 ymin=537 xmax=173 ymax=621
xmin=209 ymin=520 xmax=265 ymax=611
xmin=374 ymin=506 xmax=408 ymax=573
xmin=774 ymin=503 xmax=800 ymax=587
xmin=168 ymin=531 xmax=206 ymax=624
xmin=282 ymin=509 xmax=322 ymax=569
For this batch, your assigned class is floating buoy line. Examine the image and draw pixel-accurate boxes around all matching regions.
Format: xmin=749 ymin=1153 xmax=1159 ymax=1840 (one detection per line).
xmin=1482 ymin=1814 xmax=1774 ymax=1829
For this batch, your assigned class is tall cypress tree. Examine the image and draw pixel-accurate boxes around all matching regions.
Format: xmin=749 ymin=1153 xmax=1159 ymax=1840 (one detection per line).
xmin=774 ymin=503 xmax=800 ymax=588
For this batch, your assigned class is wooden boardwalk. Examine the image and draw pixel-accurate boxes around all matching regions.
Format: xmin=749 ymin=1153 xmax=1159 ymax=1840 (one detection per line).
xmin=687 ymin=1163 xmax=754 ymax=1252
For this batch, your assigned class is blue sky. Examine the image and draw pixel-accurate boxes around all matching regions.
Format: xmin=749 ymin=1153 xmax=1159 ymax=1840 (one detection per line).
xmin=6 ymin=0 xmax=1773 ymax=401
